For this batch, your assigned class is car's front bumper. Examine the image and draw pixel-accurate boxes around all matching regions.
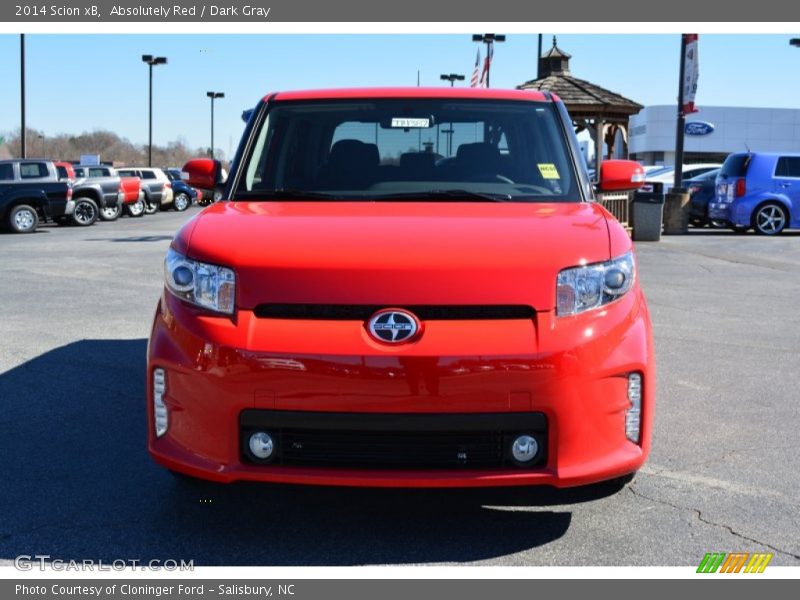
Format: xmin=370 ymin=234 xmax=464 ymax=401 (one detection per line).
xmin=147 ymin=289 xmax=654 ymax=488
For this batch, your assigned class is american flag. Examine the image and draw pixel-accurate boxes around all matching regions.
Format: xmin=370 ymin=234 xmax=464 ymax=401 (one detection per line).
xmin=470 ymin=48 xmax=481 ymax=87
xmin=479 ymin=43 xmax=493 ymax=88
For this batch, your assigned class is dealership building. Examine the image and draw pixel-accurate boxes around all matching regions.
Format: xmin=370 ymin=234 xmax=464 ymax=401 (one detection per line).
xmin=628 ymin=105 xmax=800 ymax=165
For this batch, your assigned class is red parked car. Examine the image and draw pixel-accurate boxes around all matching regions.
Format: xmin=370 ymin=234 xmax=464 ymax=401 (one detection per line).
xmin=119 ymin=176 xmax=145 ymax=217
xmin=148 ymin=88 xmax=653 ymax=489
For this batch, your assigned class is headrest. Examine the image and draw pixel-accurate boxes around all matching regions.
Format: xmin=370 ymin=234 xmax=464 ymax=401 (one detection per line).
xmin=456 ymin=143 xmax=501 ymax=166
xmin=329 ymin=140 xmax=380 ymax=169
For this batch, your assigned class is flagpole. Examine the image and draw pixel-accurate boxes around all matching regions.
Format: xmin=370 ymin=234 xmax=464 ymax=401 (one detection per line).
xmin=673 ymin=33 xmax=687 ymax=192
xmin=472 ymin=34 xmax=505 ymax=88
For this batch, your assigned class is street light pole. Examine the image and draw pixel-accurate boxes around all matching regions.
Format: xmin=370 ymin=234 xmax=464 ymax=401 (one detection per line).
xmin=438 ymin=74 xmax=463 ymax=156
xmin=141 ymin=54 xmax=167 ymax=167
xmin=20 ymin=34 xmax=26 ymax=159
xmin=38 ymin=134 xmax=45 ymax=158
xmin=673 ymin=36 xmax=688 ymax=192
xmin=537 ymin=34 xmax=543 ymax=78
xmin=439 ymin=73 xmax=465 ymax=87
xmin=206 ymin=91 xmax=225 ymax=159
xmin=472 ymin=34 xmax=506 ymax=88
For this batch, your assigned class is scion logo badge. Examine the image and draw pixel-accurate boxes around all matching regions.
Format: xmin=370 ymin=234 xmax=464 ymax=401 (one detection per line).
xmin=367 ymin=309 xmax=420 ymax=344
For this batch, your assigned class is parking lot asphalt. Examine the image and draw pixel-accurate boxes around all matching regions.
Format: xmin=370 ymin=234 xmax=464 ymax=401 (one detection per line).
xmin=0 ymin=210 xmax=798 ymax=567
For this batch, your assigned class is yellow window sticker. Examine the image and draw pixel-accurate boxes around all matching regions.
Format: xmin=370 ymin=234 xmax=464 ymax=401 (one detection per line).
xmin=538 ymin=163 xmax=560 ymax=179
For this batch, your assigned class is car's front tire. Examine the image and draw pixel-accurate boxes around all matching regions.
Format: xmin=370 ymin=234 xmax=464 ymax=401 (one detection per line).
xmin=143 ymin=195 xmax=160 ymax=215
xmin=173 ymin=192 xmax=191 ymax=212
xmin=99 ymin=203 xmax=122 ymax=222
xmin=126 ymin=197 xmax=145 ymax=217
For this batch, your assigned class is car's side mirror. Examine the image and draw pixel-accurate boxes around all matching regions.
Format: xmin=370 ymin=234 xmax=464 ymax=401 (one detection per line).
xmin=596 ymin=160 xmax=645 ymax=193
xmin=181 ymin=158 xmax=227 ymax=201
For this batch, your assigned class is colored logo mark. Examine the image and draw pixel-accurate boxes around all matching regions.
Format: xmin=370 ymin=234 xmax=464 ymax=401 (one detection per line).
xmin=685 ymin=121 xmax=715 ymax=136
xmin=697 ymin=552 xmax=773 ymax=573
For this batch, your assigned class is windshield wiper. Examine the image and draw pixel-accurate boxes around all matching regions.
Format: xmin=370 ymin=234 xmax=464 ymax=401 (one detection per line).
xmin=233 ymin=188 xmax=514 ymax=202
xmin=234 ymin=189 xmax=345 ymax=201
xmin=369 ymin=189 xmax=513 ymax=202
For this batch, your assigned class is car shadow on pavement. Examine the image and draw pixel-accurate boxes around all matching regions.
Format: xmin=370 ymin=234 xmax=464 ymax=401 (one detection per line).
xmin=0 ymin=339 xmax=622 ymax=566
xmin=685 ymin=229 xmax=800 ymax=237
xmin=85 ymin=235 xmax=175 ymax=242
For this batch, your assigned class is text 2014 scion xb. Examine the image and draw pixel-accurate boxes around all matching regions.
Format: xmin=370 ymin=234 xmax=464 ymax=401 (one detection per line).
xmin=148 ymin=88 xmax=653 ymax=488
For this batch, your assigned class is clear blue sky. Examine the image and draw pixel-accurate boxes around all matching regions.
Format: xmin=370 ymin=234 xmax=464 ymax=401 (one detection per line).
xmin=2 ymin=34 xmax=799 ymax=158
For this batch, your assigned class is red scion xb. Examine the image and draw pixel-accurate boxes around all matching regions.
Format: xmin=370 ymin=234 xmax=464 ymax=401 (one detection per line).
xmin=148 ymin=88 xmax=653 ymax=488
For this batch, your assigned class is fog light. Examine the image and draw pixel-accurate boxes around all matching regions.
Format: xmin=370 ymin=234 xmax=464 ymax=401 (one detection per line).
xmin=153 ymin=368 xmax=168 ymax=438
xmin=511 ymin=435 xmax=539 ymax=464
xmin=626 ymin=373 xmax=642 ymax=443
xmin=248 ymin=432 xmax=274 ymax=461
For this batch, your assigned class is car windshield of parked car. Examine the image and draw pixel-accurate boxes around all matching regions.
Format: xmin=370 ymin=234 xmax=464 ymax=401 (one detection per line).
xmin=235 ymin=99 xmax=580 ymax=202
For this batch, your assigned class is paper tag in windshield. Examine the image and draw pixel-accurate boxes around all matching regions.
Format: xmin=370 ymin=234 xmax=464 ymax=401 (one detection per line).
xmin=538 ymin=163 xmax=560 ymax=179
xmin=391 ymin=118 xmax=430 ymax=128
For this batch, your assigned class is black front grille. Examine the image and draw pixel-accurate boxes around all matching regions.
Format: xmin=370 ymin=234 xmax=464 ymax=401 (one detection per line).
xmin=240 ymin=411 xmax=547 ymax=470
xmin=253 ymin=304 xmax=535 ymax=321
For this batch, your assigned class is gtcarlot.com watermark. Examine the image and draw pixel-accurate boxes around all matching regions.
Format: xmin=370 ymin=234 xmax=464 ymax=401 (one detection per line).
xmin=14 ymin=554 xmax=194 ymax=571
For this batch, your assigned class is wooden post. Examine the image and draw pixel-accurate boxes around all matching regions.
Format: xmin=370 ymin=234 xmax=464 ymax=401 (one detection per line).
xmin=594 ymin=119 xmax=604 ymax=174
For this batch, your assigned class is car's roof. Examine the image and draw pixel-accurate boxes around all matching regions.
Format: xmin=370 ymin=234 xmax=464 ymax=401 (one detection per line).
xmin=730 ymin=151 xmax=800 ymax=157
xmin=266 ymin=87 xmax=552 ymax=103
xmin=0 ymin=158 xmax=52 ymax=164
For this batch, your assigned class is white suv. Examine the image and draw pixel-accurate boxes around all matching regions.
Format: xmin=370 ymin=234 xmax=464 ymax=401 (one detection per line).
xmin=117 ymin=167 xmax=174 ymax=214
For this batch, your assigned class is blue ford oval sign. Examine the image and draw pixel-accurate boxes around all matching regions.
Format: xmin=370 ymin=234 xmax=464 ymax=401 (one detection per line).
xmin=685 ymin=121 xmax=715 ymax=136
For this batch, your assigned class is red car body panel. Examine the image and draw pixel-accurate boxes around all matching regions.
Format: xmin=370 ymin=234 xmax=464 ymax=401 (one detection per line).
xmin=148 ymin=88 xmax=653 ymax=488
xmin=184 ymin=201 xmax=612 ymax=311
xmin=267 ymin=87 xmax=549 ymax=103
xmin=120 ymin=176 xmax=141 ymax=204
xmin=148 ymin=282 xmax=653 ymax=487
xmin=54 ymin=161 xmax=76 ymax=179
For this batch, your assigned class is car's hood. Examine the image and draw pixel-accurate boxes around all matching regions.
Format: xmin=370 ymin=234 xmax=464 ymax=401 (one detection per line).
xmin=184 ymin=201 xmax=612 ymax=311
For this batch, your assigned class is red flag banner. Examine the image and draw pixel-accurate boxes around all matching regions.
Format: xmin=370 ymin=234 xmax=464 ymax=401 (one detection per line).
xmin=683 ymin=33 xmax=699 ymax=114
xmin=470 ymin=48 xmax=481 ymax=88
xmin=479 ymin=43 xmax=493 ymax=88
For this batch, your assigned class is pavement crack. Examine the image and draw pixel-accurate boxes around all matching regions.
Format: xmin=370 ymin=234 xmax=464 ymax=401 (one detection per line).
xmin=628 ymin=485 xmax=800 ymax=561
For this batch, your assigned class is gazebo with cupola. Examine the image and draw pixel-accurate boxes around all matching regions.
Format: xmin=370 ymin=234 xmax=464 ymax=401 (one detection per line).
xmin=518 ymin=37 xmax=643 ymax=171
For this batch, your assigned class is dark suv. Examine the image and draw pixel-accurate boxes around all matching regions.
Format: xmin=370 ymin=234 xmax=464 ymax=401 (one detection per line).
xmin=0 ymin=159 xmax=73 ymax=233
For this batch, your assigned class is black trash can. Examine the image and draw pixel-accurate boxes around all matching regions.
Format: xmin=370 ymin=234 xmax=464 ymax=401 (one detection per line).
xmin=632 ymin=192 xmax=665 ymax=242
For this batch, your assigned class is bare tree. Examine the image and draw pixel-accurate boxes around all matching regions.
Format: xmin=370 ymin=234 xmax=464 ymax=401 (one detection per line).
xmin=1 ymin=128 xmax=224 ymax=167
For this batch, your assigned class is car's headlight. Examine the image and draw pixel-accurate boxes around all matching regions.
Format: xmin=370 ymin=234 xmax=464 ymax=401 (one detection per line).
xmin=556 ymin=251 xmax=635 ymax=316
xmin=164 ymin=248 xmax=236 ymax=314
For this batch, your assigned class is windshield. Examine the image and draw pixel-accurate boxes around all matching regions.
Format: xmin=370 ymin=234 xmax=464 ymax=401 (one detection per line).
xmin=234 ymin=99 xmax=580 ymax=202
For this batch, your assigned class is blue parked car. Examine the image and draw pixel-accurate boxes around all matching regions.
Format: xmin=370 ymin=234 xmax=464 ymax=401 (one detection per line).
xmin=686 ymin=168 xmax=722 ymax=228
xmin=165 ymin=168 xmax=198 ymax=212
xmin=709 ymin=153 xmax=800 ymax=235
